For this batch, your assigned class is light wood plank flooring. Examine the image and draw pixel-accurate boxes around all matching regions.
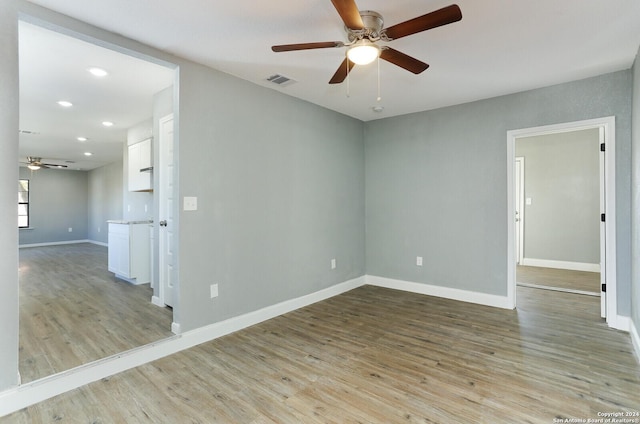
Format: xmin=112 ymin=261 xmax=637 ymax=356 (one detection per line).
xmin=517 ymin=265 xmax=600 ymax=294
xmin=7 ymin=284 xmax=640 ymax=422
xmin=19 ymin=243 xmax=173 ymax=383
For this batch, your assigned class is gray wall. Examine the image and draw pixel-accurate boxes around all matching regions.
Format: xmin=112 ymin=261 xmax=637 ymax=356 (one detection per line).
xmin=88 ymin=161 xmax=123 ymax=244
xmin=632 ymin=47 xmax=640 ymax=340
xmin=177 ymin=63 xmax=365 ymax=331
xmin=365 ymin=70 xmax=632 ymax=312
xmin=516 ymin=129 xmax=600 ymax=265
xmin=18 ymin=167 xmax=88 ymax=245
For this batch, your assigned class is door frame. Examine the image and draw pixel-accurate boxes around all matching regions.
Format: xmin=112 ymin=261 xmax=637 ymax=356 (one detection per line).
xmin=514 ymin=156 xmax=525 ymax=265
xmin=506 ymin=116 xmax=617 ymax=327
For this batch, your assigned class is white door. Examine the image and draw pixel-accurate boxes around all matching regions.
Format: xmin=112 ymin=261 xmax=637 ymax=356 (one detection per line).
xmin=159 ymin=114 xmax=175 ymax=307
xmin=515 ymin=157 xmax=524 ymax=265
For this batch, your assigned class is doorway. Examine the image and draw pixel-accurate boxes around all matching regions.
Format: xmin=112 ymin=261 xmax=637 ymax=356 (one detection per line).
xmin=18 ymin=18 xmax=179 ymax=382
xmin=506 ymin=117 xmax=617 ymax=327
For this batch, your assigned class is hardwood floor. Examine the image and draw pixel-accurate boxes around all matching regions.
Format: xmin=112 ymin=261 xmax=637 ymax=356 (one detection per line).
xmin=517 ymin=265 xmax=600 ymax=294
xmin=7 ymin=284 xmax=639 ymax=422
xmin=19 ymin=243 xmax=173 ymax=383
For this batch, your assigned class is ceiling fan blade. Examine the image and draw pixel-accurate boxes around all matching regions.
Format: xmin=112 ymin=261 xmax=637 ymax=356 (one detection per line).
xmin=380 ymin=48 xmax=429 ymax=74
xmin=330 ymin=0 xmax=364 ymax=30
xmin=272 ymin=41 xmax=344 ymax=52
xmin=329 ymin=58 xmax=356 ymax=84
xmin=42 ymin=163 xmax=68 ymax=168
xmin=384 ymin=4 xmax=462 ymax=40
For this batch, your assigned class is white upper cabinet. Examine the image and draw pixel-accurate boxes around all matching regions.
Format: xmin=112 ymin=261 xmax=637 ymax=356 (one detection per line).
xmin=128 ymin=138 xmax=152 ymax=192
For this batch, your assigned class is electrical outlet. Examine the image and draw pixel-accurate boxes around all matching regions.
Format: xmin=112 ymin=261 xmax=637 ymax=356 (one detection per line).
xmin=416 ymin=256 xmax=423 ymax=266
xmin=68 ymin=227 xmax=73 ymax=233
xmin=97 ymin=227 xmax=101 ymax=233
xmin=210 ymin=284 xmax=219 ymax=298
xmin=184 ymin=196 xmax=198 ymax=211
xmin=331 ymin=258 xmax=336 ymax=270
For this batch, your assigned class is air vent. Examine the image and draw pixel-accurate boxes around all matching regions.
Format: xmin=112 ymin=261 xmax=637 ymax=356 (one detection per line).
xmin=267 ymin=74 xmax=296 ymax=87
xmin=19 ymin=129 xmax=40 ymax=135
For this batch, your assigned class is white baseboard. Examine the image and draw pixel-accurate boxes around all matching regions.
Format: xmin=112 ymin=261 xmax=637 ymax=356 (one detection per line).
xmin=151 ymin=296 xmax=165 ymax=307
xmin=19 ymin=239 xmax=92 ymax=249
xmin=612 ymin=315 xmax=630 ymax=332
xmin=631 ymin=319 xmax=640 ymax=365
xmin=366 ymin=275 xmax=512 ymax=309
xmin=0 ymin=275 xmax=366 ymax=417
xmin=88 ymin=240 xmax=108 ymax=247
xmin=521 ymin=258 xmax=600 ymax=273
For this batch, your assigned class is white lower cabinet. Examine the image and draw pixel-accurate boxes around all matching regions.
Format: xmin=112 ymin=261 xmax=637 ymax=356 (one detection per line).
xmin=108 ymin=222 xmax=151 ymax=284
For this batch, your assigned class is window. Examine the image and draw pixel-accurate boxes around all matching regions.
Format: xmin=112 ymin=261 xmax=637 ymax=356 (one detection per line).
xmin=19 ymin=179 xmax=29 ymax=228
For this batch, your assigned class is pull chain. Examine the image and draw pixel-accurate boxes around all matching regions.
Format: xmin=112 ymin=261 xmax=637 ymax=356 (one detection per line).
xmin=346 ymin=58 xmax=351 ymax=98
xmin=376 ymin=54 xmax=381 ymax=102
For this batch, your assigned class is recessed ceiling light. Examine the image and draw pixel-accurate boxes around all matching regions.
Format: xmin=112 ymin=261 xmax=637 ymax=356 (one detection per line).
xmin=88 ymin=67 xmax=108 ymax=77
xmin=84 ymin=152 xmax=93 ymax=156
xmin=57 ymin=100 xmax=73 ymax=107
xmin=102 ymin=121 xmax=114 ymax=127
xmin=77 ymin=136 xmax=88 ymax=142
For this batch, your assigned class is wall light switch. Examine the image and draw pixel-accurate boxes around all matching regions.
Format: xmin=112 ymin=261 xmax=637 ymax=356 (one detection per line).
xmin=416 ymin=256 xmax=423 ymax=266
xmin=331 ymin=258 xmax=336 ymax=270
xmin=526 ymin=197 xmax=532 ymax=206
xmin=210 ymin=284 xmax=218 ymax=298
xmin=184 ymin=196 xmax=198 ymax=211
xmin=68 ymin=227 xmax=73 ymax=233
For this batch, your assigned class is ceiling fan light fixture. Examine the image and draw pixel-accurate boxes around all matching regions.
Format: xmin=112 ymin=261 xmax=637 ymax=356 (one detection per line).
xmin=347 ymin=40 xmax=380 ymax=65
xmin=27 ymin=164 xmax=41 ymax=171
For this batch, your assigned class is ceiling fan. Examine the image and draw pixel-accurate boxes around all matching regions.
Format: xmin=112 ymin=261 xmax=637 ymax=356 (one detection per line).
xmin=271 ymin=0 xmax=462 ymax=84
xmin=22 ymin=156 xmax=68 ymax=171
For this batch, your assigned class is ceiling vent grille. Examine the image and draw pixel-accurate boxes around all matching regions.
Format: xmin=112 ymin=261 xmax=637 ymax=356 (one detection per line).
xmin=267 ymin=74 xmax=296 ymax=87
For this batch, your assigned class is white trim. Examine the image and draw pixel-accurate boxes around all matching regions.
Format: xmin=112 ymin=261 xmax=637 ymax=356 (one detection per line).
xmin=630 ymin=319 xmax=640 ymax=364
xmin=507 ymin=116 xmax=617 ymax=326
xmin=151 ymin=296 xmax=164 ymax=307
xmin=613 ymin=315 xmax=630 ymax=332
xmin=88 ymin=240 xmax=108 ymax=247
xmin=521 ymin=258 xmax=600 ymax=273
xmin=516 ymin=282 xmax=599 ymax=297
xmin=19 ymin=239 xmax=91 ymax=248
xmin=113 ymin=274 xmax=146 ymax=285
xmin=171 ymin=322 xmax=181 ymax=335
xmin=366 ymin=275 xmax=512 ymax=309
xmin=0 ymin=276 xmax=366 ymax=417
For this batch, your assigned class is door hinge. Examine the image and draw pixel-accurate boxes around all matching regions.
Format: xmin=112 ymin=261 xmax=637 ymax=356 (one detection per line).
xmin=600 ymin=143 xmax=605 ymax=152
xmin=601 ymin=213 xmax=605 ymax=222
xmin=601 ymin=283 xmax=606 ymax=293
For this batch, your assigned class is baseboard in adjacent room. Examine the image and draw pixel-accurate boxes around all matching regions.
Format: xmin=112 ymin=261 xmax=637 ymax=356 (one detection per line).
xmin=521 ymin=258 xmax=600 ymax=273
xmin=19 ymin=239 xmax=92 ymax=249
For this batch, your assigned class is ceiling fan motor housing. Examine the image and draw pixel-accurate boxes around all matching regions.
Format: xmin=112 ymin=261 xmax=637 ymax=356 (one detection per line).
xmin=347 ymin=10 xmax=384 ymax=42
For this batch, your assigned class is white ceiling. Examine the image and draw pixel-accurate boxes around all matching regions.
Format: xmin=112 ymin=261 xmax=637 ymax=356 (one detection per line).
xmin=19 ymin=21 xmax=174 ymax=170
xmin=20 ymin=0 xmax=640 ymax=170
